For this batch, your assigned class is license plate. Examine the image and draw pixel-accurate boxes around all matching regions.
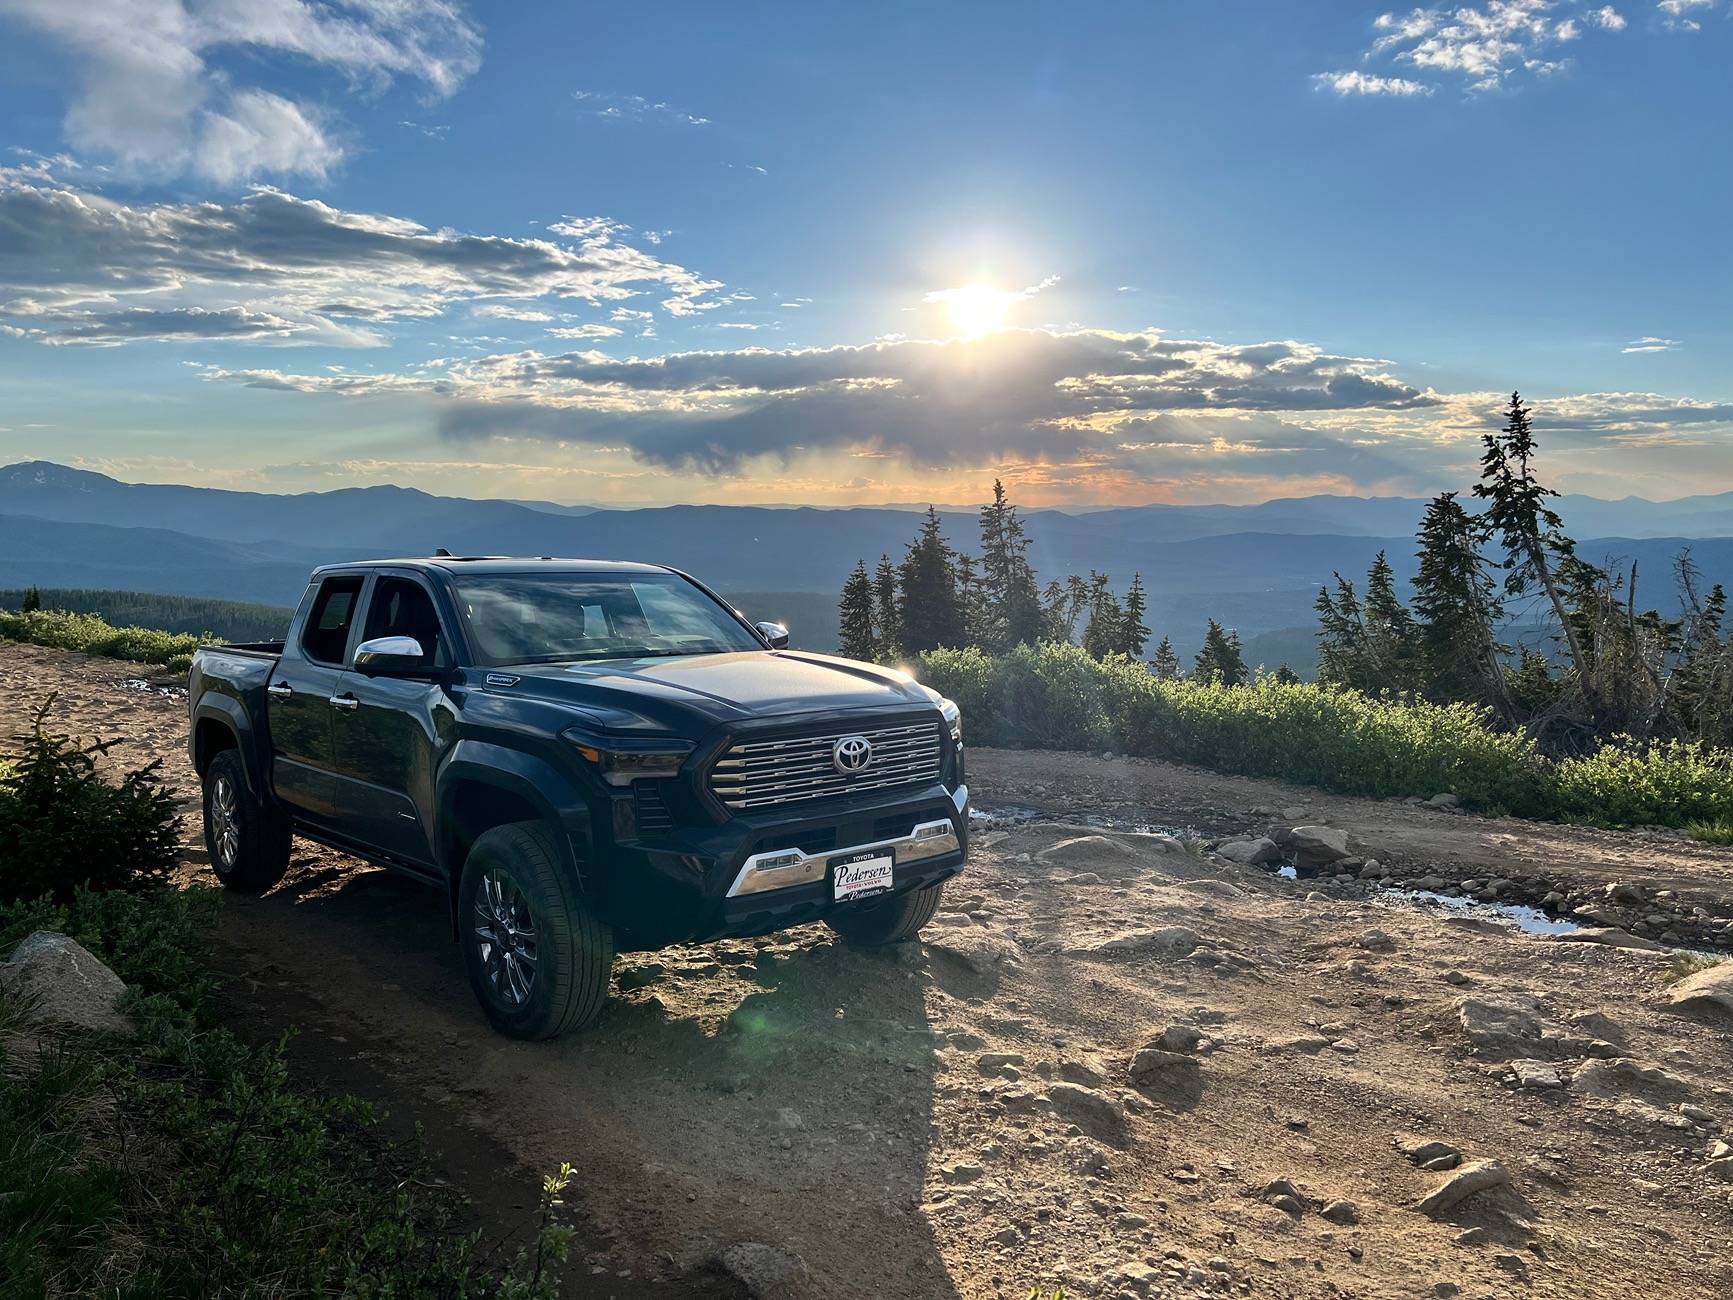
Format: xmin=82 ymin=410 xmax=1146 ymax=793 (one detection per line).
xmin=832 ymin=852 xmax=894 ymax=902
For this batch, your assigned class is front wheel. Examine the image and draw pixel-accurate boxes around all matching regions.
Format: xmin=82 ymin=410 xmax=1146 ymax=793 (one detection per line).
xmin=459 ymin=821 xmax=614 ymax=1039
xmin=825 ymin=881 xmax=946 ymax=946
xmin=202 ymin=749 xmax=290 ymax=892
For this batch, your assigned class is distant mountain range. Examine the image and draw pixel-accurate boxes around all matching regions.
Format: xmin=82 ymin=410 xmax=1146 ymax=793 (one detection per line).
xmin=3 ymin=460 xmax=1729 ymax=665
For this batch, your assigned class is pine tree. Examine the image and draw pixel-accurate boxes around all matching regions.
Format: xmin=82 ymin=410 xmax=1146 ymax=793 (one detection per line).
xmin=837 ymin=559 xmax=878 ymax=661
xmin=1194 ymin=619 xmax=1248 ymax=686
xmin=1362 ymin=550 xmax=1421 ymax=692
xmin=1272 ymin=664 xmax=1301 ymax=685
xmin=1119 ymin=573 xmax=1151 ymax=657
xmin=872 ymin=555 xmax=900 ymax=658
xmin=1411 ymin=492 xmax=1511 ymax=711
xmin=954 ymin=551 xmax=991 ymax=649
xmin=1150 ymin=636 xmax=1182 ymax=680
xmin=1473 ymin=392 xmax=1595 ymax=697
xmin=1080 ymin=572 xmax=1123 ymax=659
xmin=977 ymin=480 xmax=1044 ymax=650
xmin=896 ymin=507 xmax=964 ymax=654
xmin=20 ymin=586 xmax=41 ymax=613
xmin=1314 ymin=576 xmax=1372 ymax=689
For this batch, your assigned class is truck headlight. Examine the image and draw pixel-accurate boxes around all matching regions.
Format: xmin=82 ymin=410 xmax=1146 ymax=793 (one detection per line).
xmin=939 ymin=698 xmax=962 ymax=747
xmin=560 ymin=727 xmax=694 ymax=786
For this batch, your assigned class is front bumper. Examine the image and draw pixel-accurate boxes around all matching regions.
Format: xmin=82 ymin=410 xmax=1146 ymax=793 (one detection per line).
xmin=595 ymin=782 xmax=970 ymax=949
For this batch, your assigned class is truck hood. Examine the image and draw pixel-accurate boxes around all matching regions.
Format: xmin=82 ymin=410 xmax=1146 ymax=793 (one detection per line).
xmin=492 ymin=650 xmax=938 ymax=728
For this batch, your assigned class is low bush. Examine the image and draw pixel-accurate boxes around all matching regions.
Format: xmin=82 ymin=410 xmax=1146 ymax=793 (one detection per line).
xmin=0 ymin=606 xmax=205 ymax=668
xmin=920 ymin=641 xmax=1733 ymax=829
xmin=0 ymin=701 xmax=181 ymax=905
xmin=0 ymin=889 xmax=575 ymax=1297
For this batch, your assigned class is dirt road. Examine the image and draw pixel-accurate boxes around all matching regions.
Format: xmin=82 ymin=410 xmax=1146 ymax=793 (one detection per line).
xmin=5 ymin=640 xmax=1733 ymax=1299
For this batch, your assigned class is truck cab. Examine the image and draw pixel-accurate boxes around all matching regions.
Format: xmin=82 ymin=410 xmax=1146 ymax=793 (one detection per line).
xmin=189 ymin=557 xmax=968 ymax=1039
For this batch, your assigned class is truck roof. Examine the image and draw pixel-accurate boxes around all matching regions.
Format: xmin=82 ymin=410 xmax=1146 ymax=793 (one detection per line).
xmin=311 ymin=557 xmax=674 ymax=578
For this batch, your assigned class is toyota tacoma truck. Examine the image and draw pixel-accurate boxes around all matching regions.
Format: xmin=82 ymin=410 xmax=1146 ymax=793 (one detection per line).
xmin=187 ymin=557 xmax=967 ymax=1038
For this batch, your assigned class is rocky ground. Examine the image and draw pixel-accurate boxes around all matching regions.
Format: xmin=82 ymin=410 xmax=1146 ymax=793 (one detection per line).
xmin=4 ymin=639 xmax=1733 ymax=1300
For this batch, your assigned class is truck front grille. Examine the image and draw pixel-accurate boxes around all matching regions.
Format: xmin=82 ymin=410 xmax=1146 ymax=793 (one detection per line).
xmin=709 ymin=719 xmax=942 ymax=811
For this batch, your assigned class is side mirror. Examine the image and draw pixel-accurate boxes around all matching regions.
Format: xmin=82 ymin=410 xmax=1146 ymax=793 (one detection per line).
xmin=353 ymin=635 xmax=428 ymax=674
xmin=755 ymin=620 xmax=790 ymax=650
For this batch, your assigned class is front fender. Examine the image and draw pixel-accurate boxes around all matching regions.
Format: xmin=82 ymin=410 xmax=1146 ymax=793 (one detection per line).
xmin=436 ymin=738 xmax=594 ymax=883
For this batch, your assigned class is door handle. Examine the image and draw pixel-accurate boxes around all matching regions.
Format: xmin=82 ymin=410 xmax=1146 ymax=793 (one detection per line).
xmin=267 ymin=682 xmax=292 ymax=699
xmin=329 ymin=694 xmax=359 ymax=712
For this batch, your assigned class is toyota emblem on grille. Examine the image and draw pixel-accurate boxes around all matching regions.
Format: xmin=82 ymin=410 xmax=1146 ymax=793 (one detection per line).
xmin=832 ymin=734 xmax=873 ymax=774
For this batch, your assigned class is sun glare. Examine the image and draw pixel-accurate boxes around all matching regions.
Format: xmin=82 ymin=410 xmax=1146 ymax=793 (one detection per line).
xmin=937 ymin=283 xmax=1016 ymax=338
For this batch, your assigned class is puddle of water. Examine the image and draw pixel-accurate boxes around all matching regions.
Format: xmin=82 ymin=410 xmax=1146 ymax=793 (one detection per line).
xmin=1277 ymin=865 xmax=1297 ymax=880
xmin=1380 ymin=887 xmax=1583 ymax=937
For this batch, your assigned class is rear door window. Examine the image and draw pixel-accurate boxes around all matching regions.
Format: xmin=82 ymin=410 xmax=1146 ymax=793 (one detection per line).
xmin=301 ymin=576 xmax=364 ymax=666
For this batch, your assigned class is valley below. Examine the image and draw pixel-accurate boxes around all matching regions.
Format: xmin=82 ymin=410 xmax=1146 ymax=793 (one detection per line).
xmin=5 ymin=639 xmax=1733 ymax=1300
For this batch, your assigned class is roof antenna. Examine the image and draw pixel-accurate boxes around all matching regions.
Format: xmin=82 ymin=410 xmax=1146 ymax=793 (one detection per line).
xmin=434 ymin=547 xmax=452 ymax=557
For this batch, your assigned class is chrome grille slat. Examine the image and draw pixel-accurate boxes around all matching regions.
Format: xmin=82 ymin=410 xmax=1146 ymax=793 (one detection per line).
xmin=708 ymin=718 xmax=943 ymax=811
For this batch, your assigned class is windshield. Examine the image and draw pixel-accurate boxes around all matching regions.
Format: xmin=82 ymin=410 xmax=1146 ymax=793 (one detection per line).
xmin=451 ymin=572 xmax=763 ymax=667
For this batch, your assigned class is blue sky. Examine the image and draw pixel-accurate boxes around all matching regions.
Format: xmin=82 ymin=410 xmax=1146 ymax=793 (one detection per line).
xmin=0 ymin=0 xmax=1727 ymax=506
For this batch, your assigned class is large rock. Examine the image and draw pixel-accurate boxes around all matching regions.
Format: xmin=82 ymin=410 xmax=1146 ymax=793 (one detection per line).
xmin=711 ymin=1243 xmax=811 ymax=1299
xmin=1416 ymin=1160 xmax=1510 ymax=1216
xmin=1666 ymin=961 xmax=1733 ymax=1017
xmin=1036 ymin=835 xmax=1138 ymax=866
xmin=1068 ymin=926 xmax=1200 ymax=960
xmin=0 ymin=931 xmax=129 ymax=1033
xmin=1289 ymin=825 xmax=1351 ymax=868
xmin=1454 ymin=995 xmax=1592 ymax=1060
xmin=1572 ymin=1058 xmax=1697 ymax=1105
xmin=1215 ymin=837 xmax=1281 ymax=866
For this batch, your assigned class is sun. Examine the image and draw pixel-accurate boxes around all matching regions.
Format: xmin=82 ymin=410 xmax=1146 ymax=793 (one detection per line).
xmin=936 ymin=283 xmax=1017 ymax=338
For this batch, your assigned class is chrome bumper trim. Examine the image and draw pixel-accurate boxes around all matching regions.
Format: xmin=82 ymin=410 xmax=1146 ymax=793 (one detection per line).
xmin=725 ymin=816 xmax=962 ymax=899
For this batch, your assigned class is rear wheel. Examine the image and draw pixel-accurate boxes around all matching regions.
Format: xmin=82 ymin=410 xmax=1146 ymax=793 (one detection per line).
xmin=459 ymin=821 xmax=614 ymax=1039
xmin=825 ymin=881 xmax=945 ymax=946
xmin=202 ymin=749 xmax=290 ymax=892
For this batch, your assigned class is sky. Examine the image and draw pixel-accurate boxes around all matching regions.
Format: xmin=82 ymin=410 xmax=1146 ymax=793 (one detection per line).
xmin=0 ymin=0 xmax=1728 ymax=508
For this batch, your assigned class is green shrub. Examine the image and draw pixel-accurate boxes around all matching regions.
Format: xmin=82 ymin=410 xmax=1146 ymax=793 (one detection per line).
xmin=0 ymin=700 xmax=181 ymax=905
xmin=918 ymin=641 xmax=1731 ymax=829
xmin=1686 ymin=818 xmax=1733 ymax=845
xmin=1552 ymin=738 xmax=1733 ymax=828
xmin=0 ymin=607 xmax=204 ymax=667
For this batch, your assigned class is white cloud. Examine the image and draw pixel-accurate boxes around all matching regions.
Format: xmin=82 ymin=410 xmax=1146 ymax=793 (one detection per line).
xmin=0 ymin=171 xmax=724 ymax=345
xmin=0 ymin=0 xmax=482 ymax=182
xmin=1327 ymin=1 xmax=1628 ymax=97
xmin=546 ymin=323 xmax=623 ymax=339
xmin=1658 ymin=0 xmax=1715 ymax=29
xmin=1622 ymin=335 xmax=1681 ymax=353
xmin=1313 ymin=70 xmax=1435 ymax=96
xmin=574 ymin=90 xmax=709 ymax=126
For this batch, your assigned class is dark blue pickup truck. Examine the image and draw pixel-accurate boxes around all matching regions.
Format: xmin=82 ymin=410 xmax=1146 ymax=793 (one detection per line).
xmin=187 ymin=557 xmax=967 ymax=1038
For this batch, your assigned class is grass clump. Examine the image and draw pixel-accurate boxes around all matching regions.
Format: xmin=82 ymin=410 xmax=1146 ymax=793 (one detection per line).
xmin=920 ymin=640 xmax=1733 ymax=829
xmin=1684 ymin=818 xmax=1733 ymax=845
xmin=1666 ymin=950 xmax=1726 ymax=980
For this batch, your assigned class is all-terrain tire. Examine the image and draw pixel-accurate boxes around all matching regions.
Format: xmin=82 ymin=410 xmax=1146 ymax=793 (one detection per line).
xmin=459 ymin=821 xmax=614 ymax=1039
xmin=824 ymin=881 xmax=946 ymax=946
xmin=202 ymin=748 xmax=291 ymax=893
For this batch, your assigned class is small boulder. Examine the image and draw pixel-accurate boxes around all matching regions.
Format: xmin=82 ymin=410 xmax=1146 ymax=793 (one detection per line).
xmin=0 ymin=931 xmax=129 ymax=1033
xmin=1154 ymin=1024 xmax=1206 ymax=1053
xmin=1396 ymin=1136 xmax=1463 ymax=1170
xmin=1320 ymin=1198 xmax=1361 ymax=1225
xmin=1036 ymin=835 xmax=1138 ymax=866
xmin=1128 ymin=1046 xmax=1202 ymax=1088
xmin=1427 ymin=793 xmax=1461 ymax=810
xmin=711 ymin=1243 xmax=811 ymax=1299
xmin=1509 ymin=1060 xmax=1563 ymax=1090
xmin=1216 ymin=837 xmax=1282 ymax=867
xmin=1666 ymin=961 xmax=1733 ymax=1018
xmin=1416 ymin=1160 xmax=1510 ymax=1217
xmin=1357 ymin=928 xmax=1396 ymax=952
xmin=1046 ymin=1082 xmax=1129 ymax=1144
xmin=1289 ymin=825 xmax=1351 ymax=868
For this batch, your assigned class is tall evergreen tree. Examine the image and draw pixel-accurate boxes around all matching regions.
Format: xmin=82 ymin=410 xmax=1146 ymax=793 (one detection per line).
xmin=837 ymin=559 xmax=878 ymax=661
xmin=1194 ymin=619 xmax=1248 ymax=686
xmin=896 ymin=507 xmax=964 ymax=654
xmin=954 ymin=551 xmax=992 ymax=649
xmin=20 ymin=585 xmax=41 ymax=613
xmin=977 ymin=479 xmax=1045 ymax=649
xmin=1362 ymin=550 xmax=1421 ymax=692
xmin=1080 ymin=571 xmax=1124 ymax=659
xmin=1119 ymin=573 xmax=1151 ymax=657
xmin=872 ymin=555 xmax=901 ymax=657
xmin=1473 ymin=392 xmax=1595 ymax=696
xmin=1150 ymin=636 xmax=1182 ymax=680
xmin=1411 ymin=492 xmax=1510 ymax=711
xmin=1314 ymin=576 xmax=1372 ymax=689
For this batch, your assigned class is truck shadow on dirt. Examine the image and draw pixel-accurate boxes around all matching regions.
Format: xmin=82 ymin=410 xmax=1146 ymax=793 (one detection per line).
xmin=211 ymin=849 xmax=969 ymax=1299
